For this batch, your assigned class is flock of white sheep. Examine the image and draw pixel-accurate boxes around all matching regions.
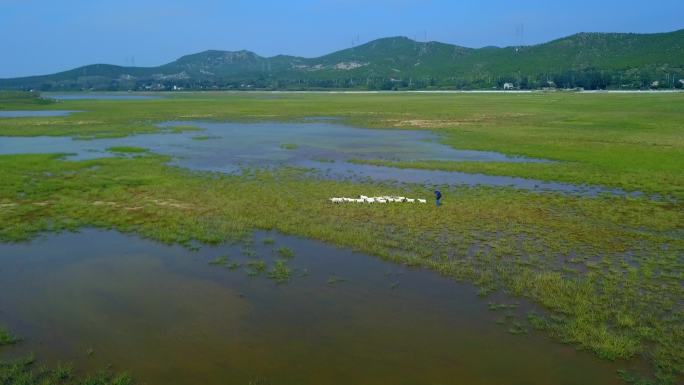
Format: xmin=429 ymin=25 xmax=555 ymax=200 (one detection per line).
xmin=329 ymin=195 xmax=427 ymax=204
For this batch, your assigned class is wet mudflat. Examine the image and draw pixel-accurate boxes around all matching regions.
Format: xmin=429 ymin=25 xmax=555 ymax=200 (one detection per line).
xmin=0 ymin=229 xmax=641 ymax=385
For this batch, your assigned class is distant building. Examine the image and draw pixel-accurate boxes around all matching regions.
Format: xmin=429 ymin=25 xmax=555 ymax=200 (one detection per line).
xmin=503 ymin=83 xmax=514 ymax=90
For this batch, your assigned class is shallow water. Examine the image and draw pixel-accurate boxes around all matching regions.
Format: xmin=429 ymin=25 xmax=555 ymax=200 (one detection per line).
xmin=0 ymin=230 xmax=639 ymax=385
xmin=0 ymin=110 xmax=78 ymax=117
xmin=0 ymin=120 xmax=632 ymax=196
xmin=302 ymin=160 xmax=628 ymax=196
xmin=158 ymin=121 xmax=543 ymax=164
xmin=0 ymin=121 xmax=541 ymax=164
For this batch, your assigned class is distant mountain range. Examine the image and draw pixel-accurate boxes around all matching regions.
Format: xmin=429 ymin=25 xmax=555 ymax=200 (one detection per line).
xmin=2 ymin=29 xmax=683 ymax=91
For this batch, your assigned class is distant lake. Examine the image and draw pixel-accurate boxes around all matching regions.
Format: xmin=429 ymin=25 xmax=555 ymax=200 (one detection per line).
xmin=0 ymin=110 xmax=78 ymax=117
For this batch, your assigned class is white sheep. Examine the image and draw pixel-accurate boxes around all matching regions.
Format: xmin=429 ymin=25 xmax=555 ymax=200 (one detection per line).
xmin=330 ymin=195 xmax=427 ymax=205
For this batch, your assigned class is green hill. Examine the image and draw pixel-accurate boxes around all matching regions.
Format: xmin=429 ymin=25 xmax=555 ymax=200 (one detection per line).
xmin=2 ymin=29 xmax=683 ymax=91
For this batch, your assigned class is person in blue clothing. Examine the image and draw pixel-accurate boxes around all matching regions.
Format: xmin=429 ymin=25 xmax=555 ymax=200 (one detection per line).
xmin=434 ymin=190 xmax=442 ymax=206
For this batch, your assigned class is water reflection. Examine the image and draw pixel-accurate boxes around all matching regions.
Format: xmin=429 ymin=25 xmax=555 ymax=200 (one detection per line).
xmin=0 ymin=229 xmax=634 ymax=385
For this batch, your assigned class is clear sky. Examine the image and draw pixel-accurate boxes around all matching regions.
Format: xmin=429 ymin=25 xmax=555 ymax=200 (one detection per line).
xmin=1 ymin=0 xmax=682 ymax=78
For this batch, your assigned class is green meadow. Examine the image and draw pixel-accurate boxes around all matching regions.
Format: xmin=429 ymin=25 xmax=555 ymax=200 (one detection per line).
xmin=0 ymin=91 xmax=682 ymax=384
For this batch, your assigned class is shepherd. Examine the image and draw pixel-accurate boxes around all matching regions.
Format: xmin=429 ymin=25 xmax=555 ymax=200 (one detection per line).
xmin=434 ymin=190 xmax=442 ymax=207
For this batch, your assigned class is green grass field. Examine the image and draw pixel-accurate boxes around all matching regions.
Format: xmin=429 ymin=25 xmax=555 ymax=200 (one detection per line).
xmin=0 ymin=91 xmax=682 ymax=384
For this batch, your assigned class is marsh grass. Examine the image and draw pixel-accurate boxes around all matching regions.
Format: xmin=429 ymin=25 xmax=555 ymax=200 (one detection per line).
xmin=618 ymin=369 xmax=660 ymax=385
xmin=508 ymin=322 xmax=529 ymax=336
xmin=267 ymin=260 xmax=292 ymax=284
xmin=53 ymin=363 xmax=73 ymax=380
xmin=191 ymin=135 xmax=220 ymax=141
xmin=0 ymin=355 xmax=132 ymax=385
xmin=312 ymin=157 xmax=335 ymax=163
xmin=0 ymin=326 xmax=17 ymax=345
xmin=227 ymin=261 xmax=241 ymax=270
xmin=208 ymin=255 xmax=229 ymax=266
xmin=107 ymin=146 xmax=149 ymax=154
xmin=327 ymin=276 xmax=346 ymax=285
xmin=280 ymin=143 xmax=298 ymax=150
xmin=276 ymin=246 xmax=295 ymax=258
xmin=246 ymin=260 xmax=267 ymax=276
xmin=241 ymin=248 xmax=258 ymax=258
xmin=487 ymin=302 xmax=517 ymax=311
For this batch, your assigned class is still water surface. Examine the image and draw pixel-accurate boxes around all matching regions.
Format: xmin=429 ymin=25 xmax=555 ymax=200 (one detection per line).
xmin=0 ymin=230 xmax=639 ymax=385
xmin=0 ymin=120 xmax=629 ymax=196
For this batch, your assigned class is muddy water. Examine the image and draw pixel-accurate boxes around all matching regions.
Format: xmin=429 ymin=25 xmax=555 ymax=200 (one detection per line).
xmin=0 ymin=230 xmax=638 ymax=385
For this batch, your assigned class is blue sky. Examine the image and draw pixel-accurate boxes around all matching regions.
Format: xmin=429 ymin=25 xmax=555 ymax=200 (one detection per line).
xmin=1 ymin=0 xmax=682 ymax=77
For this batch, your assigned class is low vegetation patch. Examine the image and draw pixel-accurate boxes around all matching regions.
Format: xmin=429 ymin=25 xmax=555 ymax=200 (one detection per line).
xmin=277 ymin=246 xmax=295 ymax=258
xmin=246 ymin=260 xmax=267 ymax=276
xmin=0 ymin=326 xmax=17 ymax=345
xmin=208 ymin=255 xmax=229 ymax=266
xmin=107 ymin=146 xmax=149 ymax=154
xmin=268 ymin=260 xmax=292 ymax=283
xmin=191 ymin=135 xmax=220 ymax=141
xmin=280 ymin=143 xmax=298 ymax=150
xmin=0 ymin=356 xmax=133 ymax=385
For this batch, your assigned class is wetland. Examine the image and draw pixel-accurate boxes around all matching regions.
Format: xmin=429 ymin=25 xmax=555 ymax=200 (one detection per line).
xmin=0 ymin=229 xmax=643 ymax=385
xmin=0 ymin=91 xmax=682 ymax=385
